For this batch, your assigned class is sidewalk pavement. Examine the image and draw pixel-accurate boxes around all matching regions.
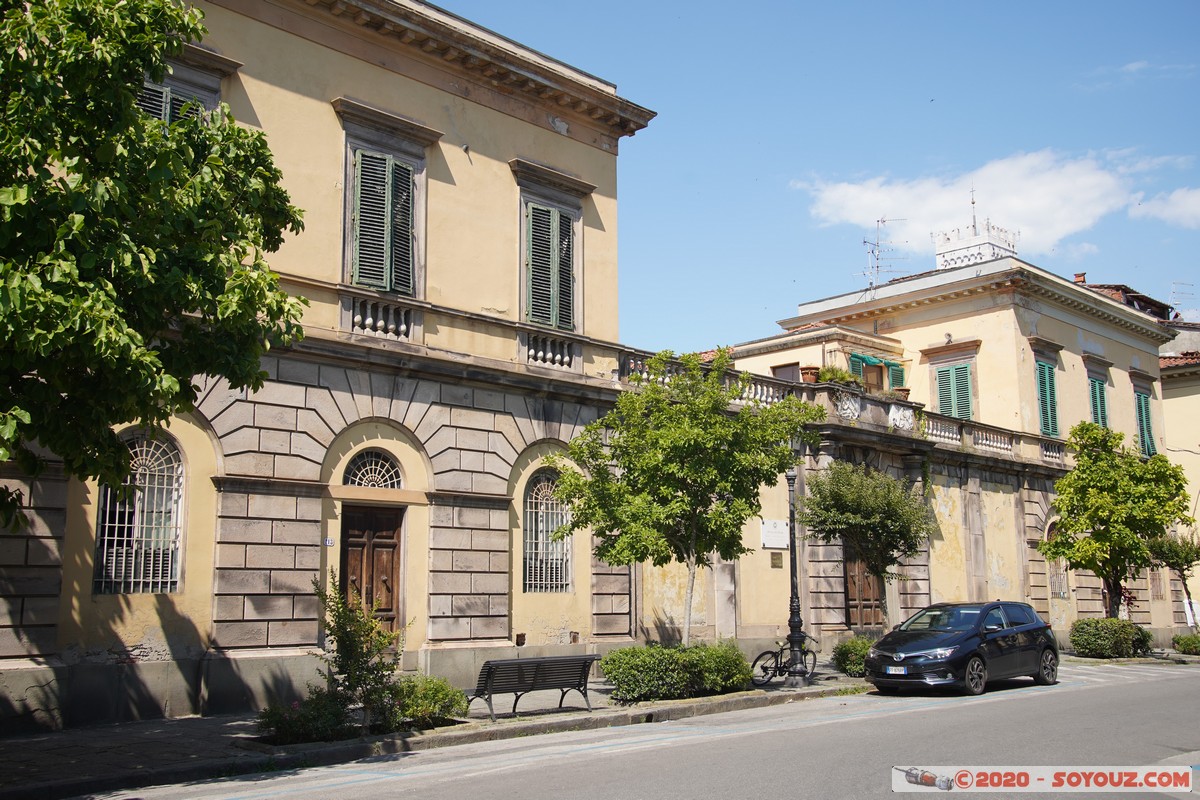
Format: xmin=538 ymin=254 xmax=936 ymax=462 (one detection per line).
xmin=0 ymin=661 xmax=866 ymax=800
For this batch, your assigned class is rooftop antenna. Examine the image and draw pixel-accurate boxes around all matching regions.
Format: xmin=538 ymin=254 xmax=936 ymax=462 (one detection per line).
xmin=970 ymin=187 xmax=978 ymax=236
xmin=1169 ymin=281 xmax=1194 ymax=314
xmin=860 ymin=216 xmax=908 ymax=291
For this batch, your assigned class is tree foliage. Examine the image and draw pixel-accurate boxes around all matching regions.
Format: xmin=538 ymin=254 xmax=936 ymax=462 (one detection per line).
xmin=1037 ymin=422 xmax=1193 ymax=618
xmin=1148 ymin=531 xmax=1200 ymax=632
xmin=799 ymin=460 xmax=937 ymax=623
xmin=550 ymin=349 xmax=825 ymax=644
xmin=0 ymin=0 xmax=305 ymax=525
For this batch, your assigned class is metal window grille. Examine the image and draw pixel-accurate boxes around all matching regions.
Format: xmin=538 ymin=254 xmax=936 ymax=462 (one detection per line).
xmin=1048 ymin=558 xmax=1069 ymax=599
xmin=523 ymin=472 xmax=570 ymax=592
xmin=1150 ymin=568 xmax=1165 ymax=601
xmin=344 ymin=449 xmax=403 ymax=488
xmin=94 ymin=434 xmax=184 ymax=594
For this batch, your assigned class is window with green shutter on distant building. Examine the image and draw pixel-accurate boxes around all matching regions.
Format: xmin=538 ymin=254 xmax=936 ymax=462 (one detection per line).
xmin=1089 ymin=376 xmax=1108 ymax=427
xmin=935 ymin=363 xmax=972 ymax=419
xmin=1036 ymin=360 xmax=1059 ymax=437
xmin=1135 ymin=389 xmax=1156 ymax=456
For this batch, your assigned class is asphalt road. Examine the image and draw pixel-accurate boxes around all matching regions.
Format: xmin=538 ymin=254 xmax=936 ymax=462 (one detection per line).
xmin=101 ymin=663 xmax=1200 ymax=800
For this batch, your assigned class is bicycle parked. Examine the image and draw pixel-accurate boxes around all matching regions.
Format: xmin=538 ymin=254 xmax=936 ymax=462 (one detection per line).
xmin=750 ymin=632 xmax=818 ymax=686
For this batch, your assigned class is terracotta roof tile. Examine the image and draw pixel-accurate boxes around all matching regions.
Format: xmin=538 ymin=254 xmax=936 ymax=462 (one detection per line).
xmin=1160 ymin=351 xmax=1200 ymax=369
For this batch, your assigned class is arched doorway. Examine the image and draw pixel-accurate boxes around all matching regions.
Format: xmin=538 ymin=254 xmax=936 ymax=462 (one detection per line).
xmin=340 ymin=449 xmax=405 ymax=632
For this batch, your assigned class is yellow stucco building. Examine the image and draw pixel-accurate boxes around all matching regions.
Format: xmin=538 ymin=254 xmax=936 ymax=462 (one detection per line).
xmin=0 ymin=0 xmax=656 ymax=730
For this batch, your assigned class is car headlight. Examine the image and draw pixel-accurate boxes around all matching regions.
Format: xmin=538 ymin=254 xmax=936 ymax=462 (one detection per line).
xmin=868 ymin=646 xmax=882 ymax=659
xmin=911 ymin=646 xmax=957 ymax=660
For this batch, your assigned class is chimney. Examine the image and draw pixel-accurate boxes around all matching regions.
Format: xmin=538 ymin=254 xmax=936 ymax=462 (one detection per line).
xmin=1074 ymin=272 xmax=1087 ymax=284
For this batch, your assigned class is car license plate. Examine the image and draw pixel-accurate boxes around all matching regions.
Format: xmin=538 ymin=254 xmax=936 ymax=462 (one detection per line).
xmin=886 ymin=666 xmax=906 ymax=675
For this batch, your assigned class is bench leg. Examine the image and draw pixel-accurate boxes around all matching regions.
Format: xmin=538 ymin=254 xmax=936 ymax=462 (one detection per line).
xmin=467 ymin=693 xmax=496 ymax=722
xmin=512 ymin=690 xmax=527 ymax=716
xmin=558 ymin=686 xmax=592 ymax=712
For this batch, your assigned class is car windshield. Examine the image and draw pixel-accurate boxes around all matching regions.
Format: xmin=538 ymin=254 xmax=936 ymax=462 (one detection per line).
xmin=900 ymin=606 xmax=982 ymax=632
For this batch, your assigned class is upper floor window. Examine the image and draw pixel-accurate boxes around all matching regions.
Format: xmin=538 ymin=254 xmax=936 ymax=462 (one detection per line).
xmin=135 ymin=45 xmax=239 ymax=123
xmin=510 ymin=159 xmax=594 ymax=334
xmin=94 ymin=432 xmax=184 ymax=595
xmin=935 ymin=363 xmax=972 ymax=420
xmin=333 ymin=98 xmax=442 ymax=300
xmin=1135 ymin=389 xmax=1156 ymax=456
xmin=523 ymin=470 xmax=571 ymax=593
xmin=849 ymin=353 xmax=904 ymax=391
xmin=1035 ymin=359 xmax=1059 ymax=437
xmin=1089 ymin=376 xmax=1108 ymax=427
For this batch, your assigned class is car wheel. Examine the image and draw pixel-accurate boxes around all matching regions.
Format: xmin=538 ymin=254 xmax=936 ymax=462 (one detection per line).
xmin=1033 ymin=648 xmax=1058 ymax=685
xmin=963 ymin=656 xmax=987 ymax=695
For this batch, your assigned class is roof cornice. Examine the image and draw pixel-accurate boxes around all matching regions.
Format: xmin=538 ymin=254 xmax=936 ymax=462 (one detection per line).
xmin=780 ymin=261 xmax=1174 ymax=346
xmin=264 ymin=0 xmax=655 ymax=140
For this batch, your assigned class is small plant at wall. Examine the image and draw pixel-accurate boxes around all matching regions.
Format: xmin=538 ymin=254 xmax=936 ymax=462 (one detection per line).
xmin=831 ymin=636 xmax=875 ymax=677
xmin=1172 ymin=634 xmax=1200 ymax=656
xmin=257 ymin=684 xmax=355 ymax=745
xmin=313 ymin=569 xmax=403 ymax=734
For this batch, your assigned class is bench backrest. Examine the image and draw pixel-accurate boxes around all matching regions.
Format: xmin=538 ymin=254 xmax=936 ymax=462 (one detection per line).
xmin=473 ymin=654 xmax=599 ymax=695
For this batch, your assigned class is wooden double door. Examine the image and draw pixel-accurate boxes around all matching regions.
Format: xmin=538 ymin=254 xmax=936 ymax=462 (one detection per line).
xmin=844 ymin=556 xmax=884 ymax=627
xmin=340 ymin=506 xmax=404 ymax=633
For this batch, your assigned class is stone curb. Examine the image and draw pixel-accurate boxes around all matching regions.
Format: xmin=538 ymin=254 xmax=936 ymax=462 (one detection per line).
xmin=0 ymin=680 xmax=867 ymax=800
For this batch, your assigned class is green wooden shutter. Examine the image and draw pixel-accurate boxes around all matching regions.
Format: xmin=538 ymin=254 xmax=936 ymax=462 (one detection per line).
xmin=390 ymin=160 xmax=414 ymax=296
xmin=849 ymin=354 xmax=865 ymax=380
xmin=888 ymin=364 xmax=905 ymax=389
xmin=951 ymin=363 xmax=972 ymax=419
xmin=353 ymin=150 xmax=391 ymax=290
xmin=526 ymin=203 xmax=555 ymax=325
xmin=555 ymin=211 xmax=574 ymax=330
xmin=136 ymin=82 xmax=170 ymax=120
xmin=1135 ymin=391 xmax=1156 ymax=456
xmin=1089 ymin=377 xmax=1108 ymax=427
xmin=936 ymin=366 xmax=954 ymax=416
xmin=1036 ymin=360 xmax=1058 ymax=437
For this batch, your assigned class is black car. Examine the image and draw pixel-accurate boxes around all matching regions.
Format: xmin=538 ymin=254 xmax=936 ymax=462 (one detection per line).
xmin=863 ymin=601 xmax=1058 ymax=695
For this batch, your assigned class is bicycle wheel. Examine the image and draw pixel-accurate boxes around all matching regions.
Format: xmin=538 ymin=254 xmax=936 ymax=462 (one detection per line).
xmin=750 ymin=651 xmax=779 ymax=686
xmin=801 ymin=648 xmax=817 ymax=677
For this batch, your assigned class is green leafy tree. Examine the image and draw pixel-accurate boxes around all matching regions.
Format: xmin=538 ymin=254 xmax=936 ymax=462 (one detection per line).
xmin=799 ymin=460 xmax=937 ymax=625
xmin=1148 ymin=532 xmax=1200 ymax=632
xmin=1038 ymin=423 xmax=1193 ymax=619
xmin=550 ymin=349 xmax=825 ymax=645
xmin=0 ymin=0 xmax=305 ymax=526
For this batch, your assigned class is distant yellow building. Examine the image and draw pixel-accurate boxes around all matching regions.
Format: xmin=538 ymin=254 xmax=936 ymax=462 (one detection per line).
xmin=726 ymin=228 xmax=1185 ymax=643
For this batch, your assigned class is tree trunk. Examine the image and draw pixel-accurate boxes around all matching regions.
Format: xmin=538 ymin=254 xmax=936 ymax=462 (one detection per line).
xmin=1177 ymin=569 xmax=1198 ymax=633
xmin=873 ymin=570 xmax=890 ymax=630
xmin=683 ymin=554 xmax=696 ymax=647
xmin=1104 ymin=576 xmax=1123 ymax=619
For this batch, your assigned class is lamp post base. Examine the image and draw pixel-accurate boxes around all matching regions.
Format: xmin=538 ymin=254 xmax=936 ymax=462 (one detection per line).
xmin=783 ymin=673 xmax=811 ymax=688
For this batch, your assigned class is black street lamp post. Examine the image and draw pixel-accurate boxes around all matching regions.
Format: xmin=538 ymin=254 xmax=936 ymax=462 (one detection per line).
xmin=784 ymin=467 xmax=810 ymax=687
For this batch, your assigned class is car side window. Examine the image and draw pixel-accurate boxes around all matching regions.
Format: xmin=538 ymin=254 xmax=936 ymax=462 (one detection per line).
xmin=982 ymin=607 xmax=1007 ymax=630
xmin=1002 ymin=604 xmax=1035 ymax=626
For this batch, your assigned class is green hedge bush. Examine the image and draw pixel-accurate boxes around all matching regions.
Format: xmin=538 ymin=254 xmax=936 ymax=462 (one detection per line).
xmin=831 ymin=636 xmax=875 ymax=677
xmin=1172 ymin=633 xmax=1200 ymax=655
xmin=600 ymin=641 xmax=751 ymax=703
xmin=389 ymin=675 xmax=469 ymax=730
xmin=1069 ymin=618 xmax=1153 ymax=658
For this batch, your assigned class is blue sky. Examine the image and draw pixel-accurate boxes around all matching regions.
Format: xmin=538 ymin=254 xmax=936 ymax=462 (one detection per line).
xmin=443 ymin=1 xmax=1200 ymax=354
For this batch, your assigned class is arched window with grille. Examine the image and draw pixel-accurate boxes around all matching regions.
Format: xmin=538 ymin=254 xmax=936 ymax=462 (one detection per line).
xmin=343 ymin=449 xmax=403 ymax=489
xmin=523 ymin=470 xmax=571 ymax=593
xmin=94 ymin=432 xmax=184 ymax=594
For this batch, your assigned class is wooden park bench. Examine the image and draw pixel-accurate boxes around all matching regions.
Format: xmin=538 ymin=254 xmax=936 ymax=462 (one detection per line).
xmin=466 ymin=653 xmax=601 ymax=721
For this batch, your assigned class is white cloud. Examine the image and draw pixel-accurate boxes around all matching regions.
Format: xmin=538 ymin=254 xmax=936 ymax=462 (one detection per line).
xmin=1120 ymin=61 xmax=1149 ymax=74
xmin=1130 ymin=187 xmax=1200 ymax=228
xmin=804 ymin=150 xmax=1132 ymax=257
